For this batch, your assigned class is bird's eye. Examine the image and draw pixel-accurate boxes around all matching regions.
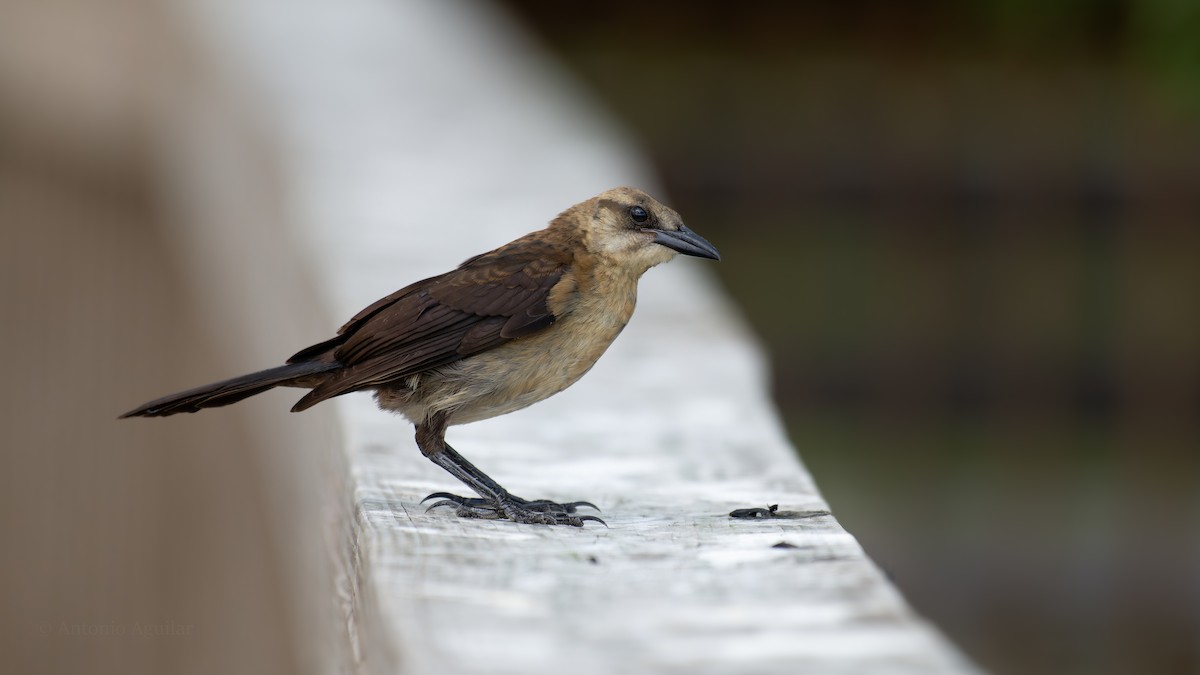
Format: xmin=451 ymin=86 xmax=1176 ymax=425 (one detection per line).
xmin=629 ymin=206 xmax=649 ymax=224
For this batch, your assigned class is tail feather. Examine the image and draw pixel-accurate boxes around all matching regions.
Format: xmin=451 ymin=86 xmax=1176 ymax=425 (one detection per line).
xmin=119 ymin=362 xmax=336 ymax=418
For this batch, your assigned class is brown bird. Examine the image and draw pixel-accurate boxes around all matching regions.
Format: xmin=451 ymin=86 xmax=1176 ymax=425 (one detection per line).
xmin=121 ymin=187 xmax=720 ymax=526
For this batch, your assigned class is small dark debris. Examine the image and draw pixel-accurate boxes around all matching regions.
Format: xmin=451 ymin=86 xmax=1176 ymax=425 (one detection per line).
xmin=587 ymin=555 xmax=599 ymax=565
xmin=729 ymin=504 xmax=779 ymax=519
xmin=771 ymin=541 xmax=800 ymax=549
xmin=729 ymin=505 xmax=833 ymax=520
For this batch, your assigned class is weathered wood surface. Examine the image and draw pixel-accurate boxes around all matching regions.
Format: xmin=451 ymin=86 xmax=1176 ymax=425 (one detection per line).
xmin=178 ymin=0 xmax=979 ymax=673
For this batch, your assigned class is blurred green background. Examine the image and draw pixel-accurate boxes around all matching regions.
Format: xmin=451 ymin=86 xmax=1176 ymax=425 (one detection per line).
xmin=500 ymin=2 xmax=1200 ymax=674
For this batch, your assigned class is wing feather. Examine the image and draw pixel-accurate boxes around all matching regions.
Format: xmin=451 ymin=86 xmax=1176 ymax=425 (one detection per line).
xmin=289 ymin=234 xmax=572 ymax=410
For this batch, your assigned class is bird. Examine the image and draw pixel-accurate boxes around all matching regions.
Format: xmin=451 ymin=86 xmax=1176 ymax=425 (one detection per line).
xmin=121 ymin=187 xmax=720 ymax=526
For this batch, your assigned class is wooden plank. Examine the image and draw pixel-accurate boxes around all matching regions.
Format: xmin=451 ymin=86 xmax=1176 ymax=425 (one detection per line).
xmin=178 ymin=0 xmax=980 ymax=672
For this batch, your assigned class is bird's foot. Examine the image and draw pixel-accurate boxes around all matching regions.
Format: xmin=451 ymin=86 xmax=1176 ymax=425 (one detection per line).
xmin=422 ymin=492 xmax=606 ymax=527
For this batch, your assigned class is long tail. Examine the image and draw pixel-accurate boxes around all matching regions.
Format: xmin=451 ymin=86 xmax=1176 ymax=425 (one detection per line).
xmin=119 ymin=362 xmax=337 ymax=418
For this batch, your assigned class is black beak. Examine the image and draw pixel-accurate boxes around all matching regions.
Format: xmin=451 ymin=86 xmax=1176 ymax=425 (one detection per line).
xmin=649 ymin=225 xmax=721 ymax=261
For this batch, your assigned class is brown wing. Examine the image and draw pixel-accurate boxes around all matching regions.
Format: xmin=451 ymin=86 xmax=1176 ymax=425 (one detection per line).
xmin=289 ymin=235 xmax=572 ymax=411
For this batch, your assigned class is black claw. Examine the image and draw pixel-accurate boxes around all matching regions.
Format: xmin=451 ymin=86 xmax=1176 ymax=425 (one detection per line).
xmin=421 ymin=491 xmax=468 ymax=504
xmin=516 ymin=499 xmax=600 ymax=514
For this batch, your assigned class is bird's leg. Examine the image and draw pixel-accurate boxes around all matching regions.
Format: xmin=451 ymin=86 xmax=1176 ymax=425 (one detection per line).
xmin=423 ymin=444 xmax=603 ymax=524
xmin=414 ymin=415 xmax=604 ymax=527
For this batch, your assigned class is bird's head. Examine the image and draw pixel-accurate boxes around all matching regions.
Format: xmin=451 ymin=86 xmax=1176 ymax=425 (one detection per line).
xmin=566 ymin=187 xmax=720 ymax=274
